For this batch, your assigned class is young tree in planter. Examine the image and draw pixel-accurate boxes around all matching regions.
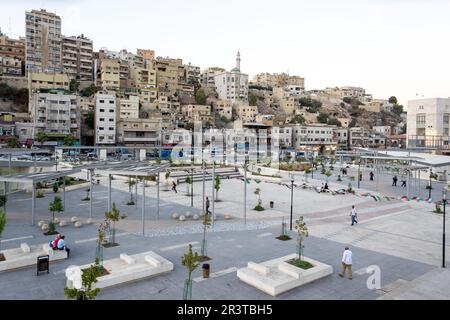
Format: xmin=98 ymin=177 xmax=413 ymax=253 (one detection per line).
xmin=185 ymin=176 xmax=192 ymax=196
xmin=49 ymin=196 xmax=64 ymax=223
xmin=325 ymin=170 xmax=332 ymax=182
xmin=0 ymin=195 xmax=6 ymax=209
xmin=0 ymin=209 xmax=6 ymax=260
xmin=64 ymin=261 xmax=101 ymax=300
xmin=181 ymin=244 xmax=199 ymax=300
xmin=254 ymin=188 xmax=264 ymax=211
xmin=96 ymin=220 xmax=109 ymax=265
xmin=200 ymin=210 xmax=211 ymax=259
xmin=304 ymin=168 xmax=311 ymax=182
xmin=294 ymin=216 xmax=309 ymax=261
xmin=105 ymin=203 xmax=122 ymax=246
xmin=214 ymin=175 xmax=221 ymax=201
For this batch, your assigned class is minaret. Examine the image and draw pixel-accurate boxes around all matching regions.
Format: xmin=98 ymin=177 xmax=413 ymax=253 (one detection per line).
xmin=236 ymin=50 xmax=241 ymax=72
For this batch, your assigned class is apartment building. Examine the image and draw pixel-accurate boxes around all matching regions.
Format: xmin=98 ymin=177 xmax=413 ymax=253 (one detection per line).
xmin=136 ymin=49 xmax=155 ymax=64
xmin=360 ymin=99 xmax=392 ymax=113
xmin=162 ymin=129 xmax=192 ymax=146
xmin=407 ymin=97 xmax=450 ymax=149
xmin=335 ymin=128 xmax=349 ymax=149
xmin=61 ymin=35 xmax=93 ymax=81
xmin=272 ymin=126 xmax=292 ymax=148
xmin=25 ymin=9 xmax=62 ymax=73
xmin=214 ymin=51 xmax=249 ymax=103
xmin=95 ymin=94 xmax=117 ymax=145
xmin=129 ymin=64 xmax=156 ymax=88
xmin=117 ymin=118 xmax=161 ymax=147
xmin=0 ymin=32 xmax=25 ymax=76
xmin=99 ymin=58 xmax=120 ymax=90
xmin=154 ymin=57 xmax=183 ymax=94
xmin=373 ymin=125 xmax=391 ymax=137
xmin=119 ymin=49 xmax=144 ymax=69
xmin=251 ymin=72 xmax=305 ymax=89
xmin=119 ymin=95 xmax=139 ymax=119
xmin=183 ymin=63 xmax=201 ymax=84
xmin=273 ymin=87 xmax=295 ymax=115
xmin=139 ymin=87 xmax=158 ymax=105
xmin=181 ymin=105 xmax=212 ymax=123
xmin=200 ymin=67 xmax=225 ymax=89
xmin=325 ymin=86 xmax=372 ymax=103
xmin=213 ymin=100 xmax=232 ymax=120
xmin=292 ymin=124 xmax=337 ymax=150
xmin=30 ymin=92 xmax=81 ymax=139
xmin=236 ymin=105 xmax=258 ymax=123
xmin=28 ymin=72 xmax=70 ymax=92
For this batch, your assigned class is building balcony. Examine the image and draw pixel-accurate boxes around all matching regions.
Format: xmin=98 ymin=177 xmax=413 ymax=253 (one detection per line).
xmin=122 ymin=136 xmax=159 ymax=142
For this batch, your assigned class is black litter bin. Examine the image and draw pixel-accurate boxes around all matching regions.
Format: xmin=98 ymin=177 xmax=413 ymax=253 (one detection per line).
xmin=37 ymin=255 xmax=50 ymax=276
xmin=202 ymin=263 xmax=210 ymax=278
xmin=270 ymin=201 xmax=274 ymax=208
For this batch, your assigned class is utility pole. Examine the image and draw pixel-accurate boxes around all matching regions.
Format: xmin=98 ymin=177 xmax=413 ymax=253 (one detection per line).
xmin=290 ymin=175 xmax=294 ymax=231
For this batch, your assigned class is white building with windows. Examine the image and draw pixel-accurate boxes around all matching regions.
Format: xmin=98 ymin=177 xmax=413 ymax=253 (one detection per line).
xmin=407 ymin=97 xmax=450 ymax=149
xmin=292 ymin=124 xmax=337 ymax=150
xmin=119 ymin=95 xmax=139 ymax=119
xmin=95 ymin=94 xmax=117 ymax=145
xmin=214 ymin=51 xmax=248 ymax=103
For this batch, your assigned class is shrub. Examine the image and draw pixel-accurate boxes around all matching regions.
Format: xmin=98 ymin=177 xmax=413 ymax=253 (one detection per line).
xmin=254 ymin=204 xmax=265 ymax=211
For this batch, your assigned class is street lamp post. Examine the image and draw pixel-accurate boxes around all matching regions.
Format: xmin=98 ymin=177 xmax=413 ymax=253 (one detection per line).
xmin=357 ymin=160 xmax=361 ymax=189
xmin=442 ymin=189 xmax=447 ymax=268
xmin=290 ymin=175 xmax=294 ymax=231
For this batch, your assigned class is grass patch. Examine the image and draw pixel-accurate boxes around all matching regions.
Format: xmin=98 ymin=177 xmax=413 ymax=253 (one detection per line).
xmin=276 ymin=235 xmax=291 ymax=241
xmin=126 ymin=201 xmax=135 ymax=205
xmin=254 ymin=204 xmax=265 ymax=211
xmin=287 ymin=258 xmax=314 ymax=270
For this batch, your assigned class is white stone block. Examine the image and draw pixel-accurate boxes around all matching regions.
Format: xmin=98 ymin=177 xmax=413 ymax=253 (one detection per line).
xmin=172 ymin=213 xmax=179 ymax=219
xmin=59 ymin=220 xmax=67 ymax=227
xmin=120 ymin=253 xmax=135 ymax=265
xmin=193 ymin=214 xmax=199 ymax=220
xmin=38 ymin=221 xmax=45 ymax=227
xmin=145 ymin=255 xmax=162 ymax=268
xmin=41 ymin=224 xmax=48 ymax=231
xmin=71 ymin=216 xmax=78 ymax=222
xmin=20 ymin=243 xmax=30 ymax=254
xmin=54 ymin=218 xmax=60 ymax=224
xmin=248 ymin=262 xmax=270 ymax=275
xmin=278 ymin=262 xmax=301 ymax=279
xmin=179 ymin=215 xmax=186 ymax=221
xmin=86 ymin=218 xmax=93 ymax=225
xmin=74 ymin=221 xmax=82 ymax=228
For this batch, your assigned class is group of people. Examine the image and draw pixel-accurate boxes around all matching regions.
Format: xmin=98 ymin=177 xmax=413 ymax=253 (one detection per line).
xmin=319 ymin=182 xmax=329 ymax=192
xmin=392 ymin=175 xmax=407 ymax=187
xmin=49 ymin=234 xmax=70 ymax=257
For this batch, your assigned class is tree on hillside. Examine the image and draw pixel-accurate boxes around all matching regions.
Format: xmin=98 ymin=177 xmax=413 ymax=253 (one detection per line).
xmin=69 ymin=79 xmax=80 ymax=93
xmin=80 ymin=84 xmax=101 ymax=97
xmin=195 ymin=88 xmax=207 ymax=105
xmin=293 ymin=114 xmax=305 ymax=124
xmin=392 ymin=104 xmax=404 ymax=115
xmin=327 ymin=117 xmax=342 ymax=127
xmin=317 ymin=112 xmax=329 ymax=124
xmin=249 ymin=93 xmax=258 ymax=106
xmin=86 ymin=111 xmax=95 ymax=129
xmin=389 ymin=96 xmax=398 ymax=105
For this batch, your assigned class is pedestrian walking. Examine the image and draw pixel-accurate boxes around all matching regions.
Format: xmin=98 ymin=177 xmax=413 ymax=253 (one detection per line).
xmin=205 ymin=197 xmax=211 ymax=215
xmin=339 ymin=247 xmax=353 ymax=280
xmin=350 ymin=205 xmax=358 ymax=226
xmin=359 ymin=172 xmax=362 ymax=181
xmin=392 ymin=175 xmax=398 ymax=187
xmin=172 ymin=181 xmax=178 ymax=193
xmin=369 ymin=171 xmax=374 ymax=181
xmin=401 ymin=179 xmax=406 ymax=187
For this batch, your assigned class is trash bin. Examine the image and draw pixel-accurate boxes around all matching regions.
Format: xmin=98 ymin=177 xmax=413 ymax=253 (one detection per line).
xmin=37 ymin=255 xmax=50 ymax=276
xmin=270 ymin=201 xmax=274 ymax=209
xmin=97 ymin=179 xmax=100 ymax=185
xmin=202 ymin=263 xmax=210 ymax=278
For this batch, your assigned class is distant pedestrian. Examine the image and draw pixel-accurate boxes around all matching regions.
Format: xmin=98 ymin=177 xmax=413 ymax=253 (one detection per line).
xmin=369 ymin=171 xmax=374 ymax=181
xmin=350 ymin=205 xmax=358 ymax=226
xmin=339 ymin=247 xmax=353 ymax=280
xmin=172 ymin=181 xmax=178 ymax=193
xmin=392 ymin=175 xmax=398 ymax=187
xmin=359 ymin=172 xmax=362 ymax=181
xmin=205 ymin=197 xmax=211 ymax=215
xmin=401 ymin=179 xmax=406 ymax=187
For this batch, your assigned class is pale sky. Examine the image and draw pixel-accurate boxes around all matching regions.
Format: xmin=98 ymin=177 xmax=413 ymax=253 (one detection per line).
xmin=1 ymin=0 xmax=450 ymax=106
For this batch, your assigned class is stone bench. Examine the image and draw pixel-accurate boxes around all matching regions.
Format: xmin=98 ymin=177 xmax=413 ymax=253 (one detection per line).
xmin=68 ymin=251 xmax=173 ymax=289
xmin=237 ymin=254 xmax=333 ymax=296
xmin=0 ymin=243 xmax=68 ymax=273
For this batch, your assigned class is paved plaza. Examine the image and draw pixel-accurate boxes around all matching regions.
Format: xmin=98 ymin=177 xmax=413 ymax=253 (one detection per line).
xmin=0 ymin=166 xmax=449 ymax=300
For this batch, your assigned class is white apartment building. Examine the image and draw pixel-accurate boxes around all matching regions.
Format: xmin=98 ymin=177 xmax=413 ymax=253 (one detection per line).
xmin=117 ymin=118 xmax=161 ymax=147
xmin=119 ymin=95 xmax=139 ymax=119
xmin=95 ymin=94 xmax=117 ymax=145
xmin=200 ymin=67 xmax=225 ymax=89
xmin=407 ymin=98 xmax=450 ymax=148
xmin=214 ymin=51 xmax=248 ymax=102
xmin=292 ymin=124 xmax=337 ymax=150
xmin=373 ymin=125 xmax=391 ymax=137
xmin=162 ymin=129 xmax=192 ymax=146
xmin=25 ymin=9 xmax=62 ymax=73
xmin=30 ymin=92 xmax=81 ymax=139
xmin=272 ymin=126 xmax=292 ymax=148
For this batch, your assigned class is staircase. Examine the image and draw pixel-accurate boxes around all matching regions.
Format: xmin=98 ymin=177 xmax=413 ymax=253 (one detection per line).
xmin=170 ymin=167 xmax=243 ymax=184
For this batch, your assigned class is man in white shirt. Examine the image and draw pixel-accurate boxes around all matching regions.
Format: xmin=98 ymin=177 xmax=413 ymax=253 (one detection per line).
xmin=350 ymin=205 xmax=358 ymax=226
xmin=339 ymin=247 xmax=353 ymax=280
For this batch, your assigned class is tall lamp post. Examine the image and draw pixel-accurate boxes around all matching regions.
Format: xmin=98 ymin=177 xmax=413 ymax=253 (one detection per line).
xmin=442 ymin=189 xmax=447 ymax=268
xmin=357 ymin=159 xmax=361 ymax=189
xmin=290 ymin=175 xmax=294 ymax=231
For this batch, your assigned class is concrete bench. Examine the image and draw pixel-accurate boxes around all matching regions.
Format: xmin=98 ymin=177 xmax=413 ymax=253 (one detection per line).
xmin=20 ymin=243 xmax=30 ymax=254
xmin=247 ymin=262 xmax=270 ymax=275
xmin=120 ymin=253 xmax=136 ymax=265
xmin=145 ymin=255 xmax=162 ymax=268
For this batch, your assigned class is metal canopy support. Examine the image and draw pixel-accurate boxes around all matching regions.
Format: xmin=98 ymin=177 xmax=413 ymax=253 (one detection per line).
xmin=89 ymin=169 xmax=93 ymax=219
xmin=8 ymin=154 xmax=11 ymax=175
xmin=135 ymin=175 xmax=138 ymax=207
xmin=62 ymin=177 xmax=66 ymax=212
xmin=157 ymin=172 xmax=160 ymax=220
xmin=212 ymin=161 xmax=215 ymax=227
xmin=142 ymin=179 xmax=146 ymax=236
xmin=244 ymin=163 xmax=247 ymax=225
xmin=108 ymin=174 xmax=112 ymax=211
xmin=31 ymin=183 xmax=36 ymax=226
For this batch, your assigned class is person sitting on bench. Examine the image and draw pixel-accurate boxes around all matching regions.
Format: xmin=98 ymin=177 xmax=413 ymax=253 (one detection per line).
xmin=56 ymin=235 xmax=71 ymax=258
xmin=49 ymin=234 xmax=61 ymax=249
